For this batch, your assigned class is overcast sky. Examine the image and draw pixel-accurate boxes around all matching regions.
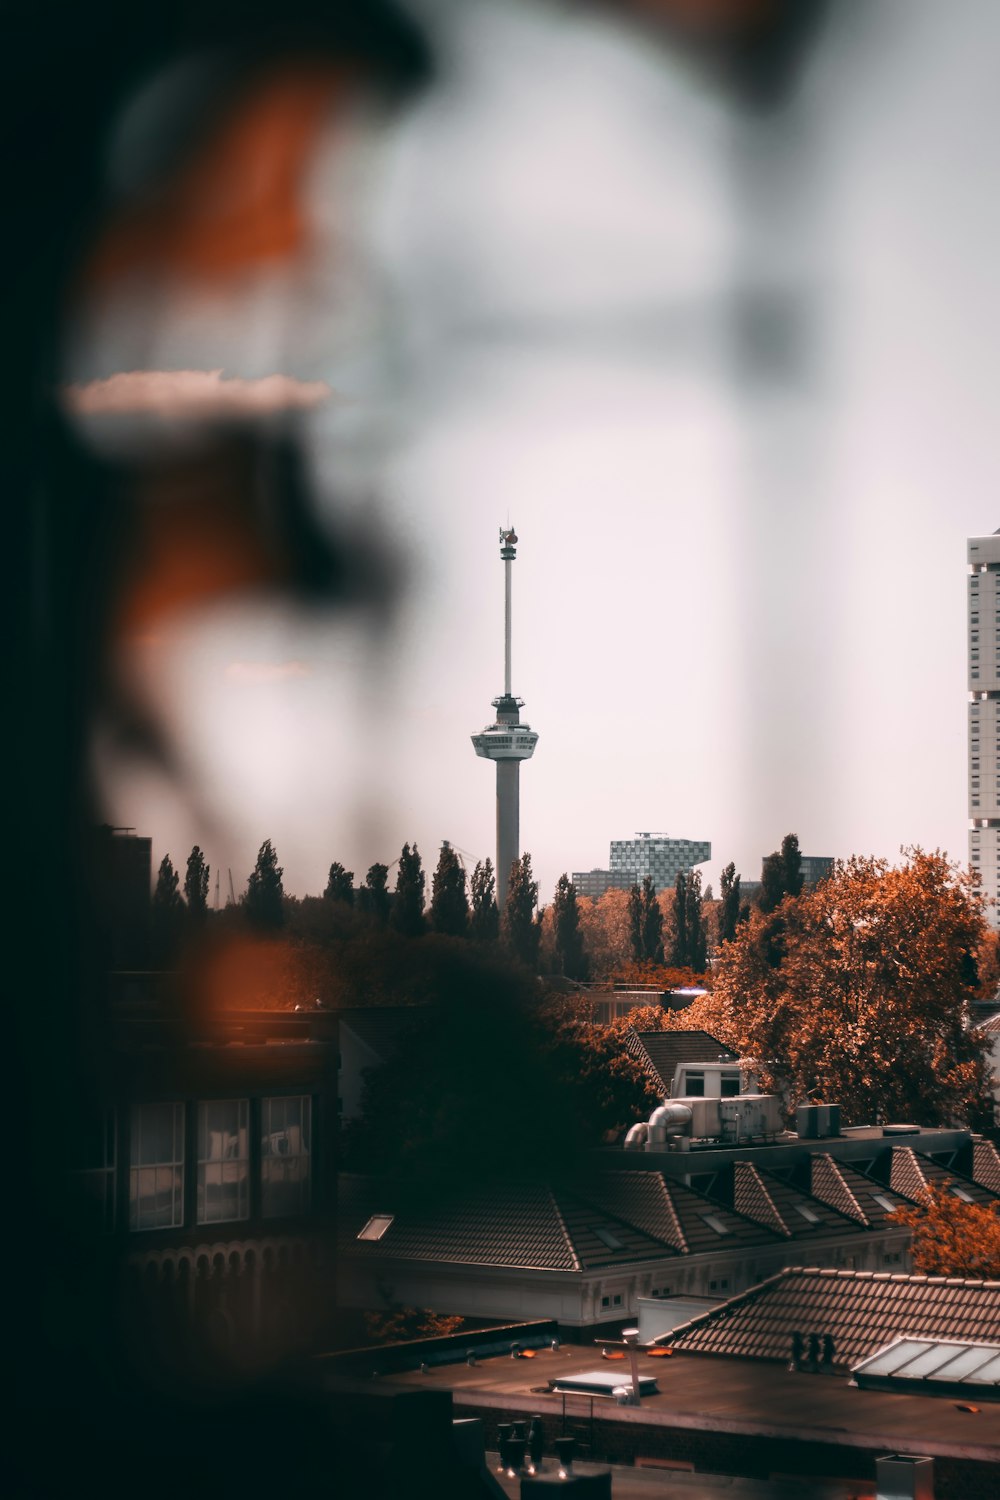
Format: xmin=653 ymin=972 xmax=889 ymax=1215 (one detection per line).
xmin=69 ymin=0 xmax=1000 ymax=904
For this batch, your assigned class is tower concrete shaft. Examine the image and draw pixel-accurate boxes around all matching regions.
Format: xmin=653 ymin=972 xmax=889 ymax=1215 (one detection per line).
xmin=471 ymin=528 xmax=538 ymax=908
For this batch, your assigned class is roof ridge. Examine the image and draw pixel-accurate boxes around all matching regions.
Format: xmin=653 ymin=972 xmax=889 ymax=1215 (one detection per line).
xmin=548 ymin=1185 xmax=583 ymax=1273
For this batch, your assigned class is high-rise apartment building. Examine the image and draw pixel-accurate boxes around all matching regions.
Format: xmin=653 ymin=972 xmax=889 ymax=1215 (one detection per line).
xmin=968 ymin=532 xmax=1000 ymax=929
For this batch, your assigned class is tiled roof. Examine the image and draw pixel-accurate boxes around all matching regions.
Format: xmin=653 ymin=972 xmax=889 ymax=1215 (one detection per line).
xmin=733 ymin=1163 xmax=790 ymax=1239
xmin=662 ymin=1268 xmax=1000 ymax=1367
xmin=339 ymin=1175 xmax=580 ymax=1271
xmin=973 ymin=1140 xmax=1000 ymax=1196
xmin=806 ymin=1153 xmax=870 ymax=1225
xmin=340 ymin=1170 xmax=783 ymax=1274
xmin=883 ymin=1148 xmax=1000 ymax=1208
xmin=625 ymin=1030 xmax=738 ymax=1096
xmin=752 ymin=1165 xmax=864 ymax=1240
xmin=794 ymin=1154 xmax=918 ymax=1228
xmin=980 ymin=1010 xmax=1000 ymax=1032
xmin=580 ymin=1171 xmax=686 ymax=1254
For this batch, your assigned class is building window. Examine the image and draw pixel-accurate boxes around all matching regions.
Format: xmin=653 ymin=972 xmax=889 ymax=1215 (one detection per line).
xmin=601 ymin=1295 xmax=610 ymax=1308
xmin=261 ymin=1095 xmax=312 ymax=1218
xmin=708 ymin=1278 xmax=730 ymax=1293
xmin=685 ymin=1072 xmax=705 ymax=1097
xmin=197 ymin=1099 xmax=249 ymax=1225
xmin=71 ymin=1109 xmax=117 ymax=1233
xmin=129 ymin=1102 xmax=185 ymax=1231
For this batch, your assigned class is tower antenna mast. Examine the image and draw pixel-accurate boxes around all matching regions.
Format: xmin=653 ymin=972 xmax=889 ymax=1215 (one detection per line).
xmin=471 ymin=527 xmax=539 ymax=907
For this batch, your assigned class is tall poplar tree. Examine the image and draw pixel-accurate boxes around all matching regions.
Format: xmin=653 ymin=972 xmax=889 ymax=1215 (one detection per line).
xmin=429 ymin=842 xmax=468 ymax=936
xmin=184 ymin=846 xmax=210 ymax=924
xmin=640 ymin=875 xmax=665 ymax=965
xmin=244 ymin=839 xmax=285 ymax=931
xmin=362 ymin=863 xmax=390 ymax=924
xmin=503 ymin=853 xmax=539 ymax=967
xmin=392 ymin=843 xmax=426 ymax=937
xmin=760 ymin=832 xmax=804 ymax=913
xmin=553 ymin=873 xmax=588 ymax=979
xmin=684 ymin=869 xmax=708 ymax=972
xmin=324 ymin=861 xmax=354 ymax=905
xmin=718 ymin=861 xmax=742 ymax=945
xmin=469 ymin=858 xmax=499 ymax=941
xmin=670 ymin=871 xmax=689 ymax=967
xmin=152 ymin=853 xmax=185 ymax=962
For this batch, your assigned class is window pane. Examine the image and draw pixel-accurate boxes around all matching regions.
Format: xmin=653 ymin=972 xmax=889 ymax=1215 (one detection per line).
xmin=198 ymin=1100 xmax=249 ymax=1224
xmin=261 ymin=1096 xmax=312 ymax=1218
xmin=129 ymin=1102 xmax=184 ymax=1231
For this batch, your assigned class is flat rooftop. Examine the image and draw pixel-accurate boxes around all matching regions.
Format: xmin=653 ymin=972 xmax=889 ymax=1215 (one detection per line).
xmin=357 ymin=1341 xmax=999 ymax=1463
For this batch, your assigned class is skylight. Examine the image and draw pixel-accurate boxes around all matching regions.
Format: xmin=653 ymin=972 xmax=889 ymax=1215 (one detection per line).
xmin=593 ymin=1226 xmax=625 ymax=1251
xmin=701 ymin=1214 xmax=731 ymax=1236
xmin=871 ymin=1193 xmax=898 ymax=1214
xmin=950 ymin=1185 xmax=975 ymax=1203
xmin=794 ymin=1204 xmax=820 ymax=1224
xmin=358 ymin=1213 xmax=394 ymax=1241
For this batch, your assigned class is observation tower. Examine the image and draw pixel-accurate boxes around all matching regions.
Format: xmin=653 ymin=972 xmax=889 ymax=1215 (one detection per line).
xmin=471 ymin=527 xmax=539 ymax=906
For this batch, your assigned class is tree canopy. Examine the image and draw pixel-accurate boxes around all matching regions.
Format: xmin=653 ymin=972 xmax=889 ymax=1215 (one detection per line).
xmin=553 ymin=873 xmax=587 ymax=979
xmin=184 ymin=846 xmax=210 ymax=924
xmin=469 ymin=858 xmax=499 ymax=941
xmin=718 ymin=861 xmax=744 ymax=945
xmin=244 ymin=839 xmax=285 ymax=931
xmin=324 ymin=861 xmax=354 ymax=905
xmin=392 ymin=843 xmax=426 ymax=937
xmin=361 ymin=863 xmax=390 ymax=924
xmin=502 ymin=853 xmax=539 ymax=967
xmin=695 ymin=850 xmax=992 ymax=1126
xmin=429 ymin=842 xmax=468 ymax=937
xmin=759 ymin=832 xmax=804 ymax=914
xmin=895 ymin=1182 xmax=1000 ymax=1279
xmin=152 ymin=853 xmax=185 ymax=962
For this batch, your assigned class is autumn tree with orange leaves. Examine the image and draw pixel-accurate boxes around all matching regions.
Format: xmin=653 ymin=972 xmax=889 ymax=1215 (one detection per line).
xmin=895 ymin=1182 xmax=1000 ymax=1279
xmin=693 ymin=850 xmax=993 ymax=1127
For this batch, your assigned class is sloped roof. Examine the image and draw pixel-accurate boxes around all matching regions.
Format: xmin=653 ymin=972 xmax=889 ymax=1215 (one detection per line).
xmin=339 ymin=1175 xmax=580 ymax=1271
xmin=625 ymin=1029 xmax=738 ymax=1095
xmin=662 ymin=1267 xmax=1000 ymax=1367
xmin=795 ymin=1153 xmax=918 ymax=1228
xmin=339 ymin=1169 xmax=783 ymax=1274
xmin=973 ymin=1140 xmax=1000 ymax=1196
xmin=885 ymin=1148 xmax=1000 ymax=1208
xmin=751 ymin=1165 xmax=866 ymax=1240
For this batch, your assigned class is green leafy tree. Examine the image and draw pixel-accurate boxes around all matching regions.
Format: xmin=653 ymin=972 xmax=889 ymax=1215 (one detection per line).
xmin=469 ymin=858 xmax=499 ymax=941
xmin=718 ymin=862 xmax=742 ymax=946
xmin=503 ymin=853 xmax=539 ymax=968
xmin=670 ymin=872 xmax=689 ymax=967
xmin=627 ymin=884 xmax=643 ymax=964
xmin=684 ymin=869 xmax=708 ymax=972
xmin=244 ymin=839 xmax=285 ymax=931
xmin=553 ymin=874 xmax=588 ymax=979
xmin=641 ymin=876 xmax=665 ymax=965
xmin=362 ymin=863 xmax=390 ymax=924
xmin=392 ymin=843 xmax=426 ymax=937
xmin=429 ymin=842 xmax=468 ymax=936
xmin=152 ymin=854 xmax=185 ymax=962
xmin=184 ymin=846 xmax=210 ymax=925
xmin=759 ymin=832 xmax=804 ymax=914
xmin=324 ymin=861 xmax=354 ymax=905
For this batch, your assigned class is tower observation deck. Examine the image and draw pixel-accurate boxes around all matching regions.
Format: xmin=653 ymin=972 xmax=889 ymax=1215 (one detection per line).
xmin=471 ymin=528 xmax=538 ymax=906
